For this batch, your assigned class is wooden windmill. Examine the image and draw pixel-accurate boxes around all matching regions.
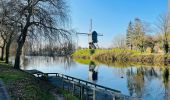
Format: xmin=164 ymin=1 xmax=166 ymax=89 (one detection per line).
xmin=77 ymin=19 xmax=103 ymax=49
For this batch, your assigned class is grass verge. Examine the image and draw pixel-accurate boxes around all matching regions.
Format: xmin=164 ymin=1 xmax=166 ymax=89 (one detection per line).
xmin=0 ymin=62 xmax=78 ymax=100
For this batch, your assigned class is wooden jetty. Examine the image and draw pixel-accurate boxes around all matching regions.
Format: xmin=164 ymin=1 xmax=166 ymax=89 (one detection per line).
xmin=25 ymin=70 xmax=136 ymax=100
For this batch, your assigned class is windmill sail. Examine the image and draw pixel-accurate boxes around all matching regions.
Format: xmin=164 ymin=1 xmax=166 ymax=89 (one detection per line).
xmin=76 ymin=19 xmax=103 ymax=49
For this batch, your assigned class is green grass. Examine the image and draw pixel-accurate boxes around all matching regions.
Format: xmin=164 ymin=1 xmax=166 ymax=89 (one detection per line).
xmin=73 ymin=48 xmax=141 ymax=60
xmin=72 ymin=49 xmax=92 ymax=58
xmin=24 ymin=85 xmax=54 ymax=100
xmin=0 ymin=71 xmax=28 ymax=84
xmin=0 ymin=64 xmax=54 ymax=100
xmin=73 ymin=48 xmax=168 ymax=65
xmin=0 ymin=62 xmax=78 ymax=100
xmin=59 ymin=89 xmax=79 ymax=100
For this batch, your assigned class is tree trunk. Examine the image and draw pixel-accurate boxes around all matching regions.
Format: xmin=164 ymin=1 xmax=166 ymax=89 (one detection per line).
xmin=5 ymin=40 xmax=12 ymax=64
xmin=14 ymin=27 xmax=28 ymax=69
xmin=1 ymin=43 xmax=6 ymax=61
xmin=130 ymin=44 xmax=133 ymax=50
xmin=164 ymin=41 xmax=169 ymax=54
xmin=5 ymin=33 xmax=13 ymax=64
xmin=14 ymin=43 xmax=23 ymax=69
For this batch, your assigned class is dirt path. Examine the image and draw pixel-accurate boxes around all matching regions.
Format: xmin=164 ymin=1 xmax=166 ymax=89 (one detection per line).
xmin=0 ymin=80 xmax=11 ymax=100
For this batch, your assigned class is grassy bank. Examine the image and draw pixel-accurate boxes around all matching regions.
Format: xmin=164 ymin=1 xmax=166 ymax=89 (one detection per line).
xmin=0 ymin=62 xmax=78 ymax=100
xmin=73 ymin=49 xmax=170 ymax=65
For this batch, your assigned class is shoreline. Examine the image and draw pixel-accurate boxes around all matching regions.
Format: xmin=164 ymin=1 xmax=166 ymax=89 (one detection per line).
xmin=73 ymin=49 xmax=170 ymax=66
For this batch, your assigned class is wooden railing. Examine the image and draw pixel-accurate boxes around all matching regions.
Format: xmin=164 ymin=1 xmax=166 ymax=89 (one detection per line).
xmin=26 ymin=70 xmax=133 ymax=100
xmin=42 ymin=73 xmax=121 ymax=93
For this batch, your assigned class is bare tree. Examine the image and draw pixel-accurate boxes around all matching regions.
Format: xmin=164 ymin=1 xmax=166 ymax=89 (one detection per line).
xmin=133 ymin=18 xmax=146 ymax=52
xmin=0 ymin=0 xmax=19 ymax=63
xmin=3 ymin=0 xmax=71 ymax=69
xmin=5 ymin=28 xmax=18 ymax=64
xmin=112 ymin=33 xmax=126 ymax=49
xmin=156 ymin=14 xmax=170 ymax=54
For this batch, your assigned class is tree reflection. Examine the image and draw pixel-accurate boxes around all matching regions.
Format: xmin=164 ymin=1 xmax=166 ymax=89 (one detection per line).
xmin=21 ymin=56 xmax=30 ymax=70
xmin=163 ymin=66 xmax=169 ymax=100
xmin=21 ymin=56 xmax=75 ymax=70
xmin=127 ymin=67 xmax=135 ymax=96
xmin=135 ymin=67 xmax=145 ymax=97
xmin=61 ymin=56 xmax=75 ymax=70
xmin=143 ymin=67 xmax=158 ymax=81
xmin=127 ymin=66 xmax=145 ymax=97
xmin=126 ymin=65 xmax=162 ymax=98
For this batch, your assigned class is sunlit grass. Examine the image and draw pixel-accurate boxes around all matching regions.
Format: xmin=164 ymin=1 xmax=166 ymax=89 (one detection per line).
xmin=73 ymin=48 xmax=168 ymax=65
xmin=72 ymin=49 xmax=91 ymax=58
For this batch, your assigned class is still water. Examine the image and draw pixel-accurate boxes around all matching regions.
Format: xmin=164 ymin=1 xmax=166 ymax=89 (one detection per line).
xmin=16 ymin=56 xmax=170 ymax=100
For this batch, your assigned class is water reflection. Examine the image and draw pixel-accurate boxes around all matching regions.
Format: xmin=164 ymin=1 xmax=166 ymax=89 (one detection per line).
xmin=21 ymin=56 xmax=29 ymax=70
xmin=20 ymin=56 xmax=76 ymax=70
xmin=15 ymin=56 xmax=170 ymax=100
xmin=126 ymin=66 xmax=144 ymax=97
xmin=88 ymin=61 xmax=98 ymax=82
xmin=163 ymin=65 xmax=169 ymax=100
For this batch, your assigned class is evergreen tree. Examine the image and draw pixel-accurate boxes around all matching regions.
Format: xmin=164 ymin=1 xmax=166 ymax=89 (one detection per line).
xmin=126 ymin=21 xmax=134 ymax=50
xmin=133 ymin=18 xmax=145 ymax=52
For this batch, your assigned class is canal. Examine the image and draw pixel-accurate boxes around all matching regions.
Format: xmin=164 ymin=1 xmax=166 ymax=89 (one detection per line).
xmin=12 ymin=56 xmax=170 ymax=100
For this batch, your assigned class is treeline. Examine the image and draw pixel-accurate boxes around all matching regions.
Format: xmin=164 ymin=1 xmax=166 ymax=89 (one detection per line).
xmin=0 ymin=0 xmax=71 ymax=69
xmin=114 ymin=15 xmax=170 ymax=54
xmin=28 ymin=42 xmax=76 ymax=56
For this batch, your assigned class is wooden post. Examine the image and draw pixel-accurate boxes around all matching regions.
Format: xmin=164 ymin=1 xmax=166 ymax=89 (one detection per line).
xmin=72 ymin=83 xmax=75 ymax=95
xmin=112 ymin=94 xmax=115 ymax=100
xmin=80 ymin=86 xmax=84 ymax=100
xmin=68 ymin=80 xmax=70 ymax=91
xmin=93 ymin=89 xmax=96 ymax=100
xmin=115 ymin=95 xmax=120 ymax=100
xmin=85 ymin=88 xmax=88 ymax=100
xmin=62 ymin=77 xmax=64 ymax=90
xmin=79 ymin=86 xmax=81 ymax=98
xmin=113 ymin=93 xmax=120 ymax=100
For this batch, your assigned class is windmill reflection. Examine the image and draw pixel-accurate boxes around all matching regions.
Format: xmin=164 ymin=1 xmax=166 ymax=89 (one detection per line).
xmin=88 ymin=61 xmax=98 ymax=82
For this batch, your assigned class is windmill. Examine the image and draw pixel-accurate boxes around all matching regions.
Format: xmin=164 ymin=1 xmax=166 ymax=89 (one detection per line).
xmin=77 ymin=19 xmax=103 ymax=49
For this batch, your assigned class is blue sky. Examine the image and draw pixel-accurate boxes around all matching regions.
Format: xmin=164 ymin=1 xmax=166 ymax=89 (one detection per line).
xmin=70 ymin=0 xmax=168 ymax=48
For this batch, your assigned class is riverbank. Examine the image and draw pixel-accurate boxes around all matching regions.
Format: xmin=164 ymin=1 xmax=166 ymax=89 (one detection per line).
xmin=73 ymin=49 xmax=170 ymax=65
xmin=0 ymin=62 xmax=78 ymax=100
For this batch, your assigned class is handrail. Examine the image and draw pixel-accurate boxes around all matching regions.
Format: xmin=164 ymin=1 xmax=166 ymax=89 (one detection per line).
xmin=43 ymin=73 xmax=121 ymax=93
